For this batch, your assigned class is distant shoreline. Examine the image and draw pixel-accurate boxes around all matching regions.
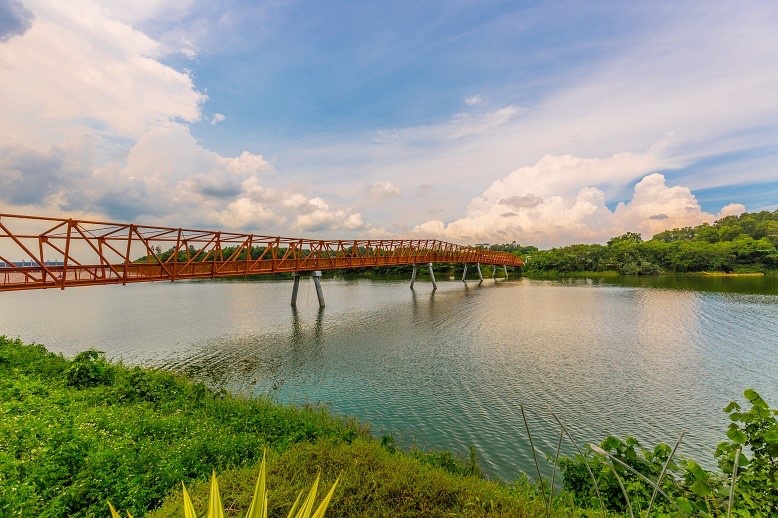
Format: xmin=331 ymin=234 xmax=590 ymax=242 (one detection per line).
xmin=520 ymin=270 xmax=774 ymax=279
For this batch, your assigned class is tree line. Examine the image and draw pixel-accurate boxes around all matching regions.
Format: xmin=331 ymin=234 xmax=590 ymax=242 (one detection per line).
xmin=492 ymin=209 xmax=778 ymax=275
xmin=136 ymin=210 xmax=778 ymax=275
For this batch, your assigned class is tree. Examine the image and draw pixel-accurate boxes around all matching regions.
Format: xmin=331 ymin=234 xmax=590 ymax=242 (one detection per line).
xmin=607 ymin=232 xmax=643 ymax=246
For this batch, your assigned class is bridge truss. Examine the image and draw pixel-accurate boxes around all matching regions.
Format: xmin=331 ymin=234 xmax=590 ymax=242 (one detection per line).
xmin=0 ymin=213 xmax=523 ymax=292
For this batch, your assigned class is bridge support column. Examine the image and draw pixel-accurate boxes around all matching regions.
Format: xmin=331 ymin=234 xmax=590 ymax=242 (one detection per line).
xmin=291 ymin=271 xmax=325 ymax=307
xmin=461 ymin=263 xmax=468 ymax=281
xmin=503 ymin=265 xmax=508 ymax=279
xmin=411 ymin=263 xmax=436 ymax=290
xmin=492 ymin=265 xmax=497 ymax=279
xmin=476 ymin=262 xmax=483 ymax=281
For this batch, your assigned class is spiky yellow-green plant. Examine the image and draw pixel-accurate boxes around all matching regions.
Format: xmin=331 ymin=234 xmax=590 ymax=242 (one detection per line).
xmin=108 ymin=451 xmax=340 ymax=518
xmin=108 ymin=501 xmax=133 ymax=518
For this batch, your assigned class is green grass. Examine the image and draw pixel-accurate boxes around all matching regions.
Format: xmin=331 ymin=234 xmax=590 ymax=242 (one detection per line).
xmin=150 ymin=440 xmax=580 ymax=518
xmin=0 ymin=336 xmax=600 ymax=517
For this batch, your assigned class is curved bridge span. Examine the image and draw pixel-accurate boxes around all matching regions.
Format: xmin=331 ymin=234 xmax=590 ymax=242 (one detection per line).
xmin=0 ymin=214 xmax=523 ymax=296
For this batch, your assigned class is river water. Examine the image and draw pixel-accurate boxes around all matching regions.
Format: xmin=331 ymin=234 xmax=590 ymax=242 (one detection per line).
xmin=1 ymin=274 xmax=776 ymax=480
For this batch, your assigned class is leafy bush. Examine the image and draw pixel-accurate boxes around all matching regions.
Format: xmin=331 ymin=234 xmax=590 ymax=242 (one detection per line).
xmin=559 ymin=435 xmax=679 ymax=513
xmin=65 ymin=349 xmax=115 ymax=388
xmin=715 ymin=388 xmax=778 ymax=515
xmin=559 ymin=388 xmax=777 ymax=516
xmin=117 ymin=367 xmax=179 ymax=404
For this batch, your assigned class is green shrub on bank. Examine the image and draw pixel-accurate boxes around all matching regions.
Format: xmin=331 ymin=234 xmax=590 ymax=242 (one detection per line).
xmin=558 ymin=389 xmax=778 ymax=516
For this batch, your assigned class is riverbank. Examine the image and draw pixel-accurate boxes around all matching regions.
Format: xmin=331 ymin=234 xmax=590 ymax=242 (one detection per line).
xmin=0 ymin=336 xmax=584 ymax=517
xmin=521 ymin=270 xmax=775 ymax=278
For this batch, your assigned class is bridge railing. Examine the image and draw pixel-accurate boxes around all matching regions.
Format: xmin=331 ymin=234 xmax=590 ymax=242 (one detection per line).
xmin=0 ymin=213 xmax=523 ymax=291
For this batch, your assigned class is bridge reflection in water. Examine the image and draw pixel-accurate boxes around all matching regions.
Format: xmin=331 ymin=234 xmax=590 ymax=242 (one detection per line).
xmin=0 ymin=213 xmax=522 ymax=306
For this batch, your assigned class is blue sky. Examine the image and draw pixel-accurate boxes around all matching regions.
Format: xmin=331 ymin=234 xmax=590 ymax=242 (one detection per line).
xmin=1 ymin=0 xmax=776 ymax=246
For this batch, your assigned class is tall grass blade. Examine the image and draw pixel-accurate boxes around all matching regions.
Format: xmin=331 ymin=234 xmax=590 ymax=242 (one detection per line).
xmin=246 ymin=450 xmax=268 ymax=518
xmin=727 ymin=448 xmax=741 ymax=518
xmin=108 ymin=501 xmax=122 ymax=518
xmin=311 ymin=475 xmax=341 ymax=518
xmin=520 ymin=405 xmax=547 ymax=507
xmin=285 ymin=490 xmax=304 ymax=518
xmin=547 ymin=407 xmax=606 ymax=518
xmin=589 ymin=445 xmax=634 ymax=518
xmin=207 ymin=471 xmax=224 ymax=518
xmin=646 ymin=431 xmax=685 ymax=517
xmin=546 ymin=429 xmax=564 ymax=518
xmin=294 ymin=473 xmax=320 ymax=518
xmin=182 ymin=482 xmax=198 ymax=518
xmin=588 ymin=444 xmax=679 ymax=511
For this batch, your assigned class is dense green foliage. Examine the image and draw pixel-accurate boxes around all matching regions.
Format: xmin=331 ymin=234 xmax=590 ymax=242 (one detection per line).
xmin=0 ymin=337 xmax=364 ymax=517
xmin=715 ymin=389 xmax=778 ymax=514
xmin=519 ymin=210 xmax=778 ymax=275
xmin=559 ymin=389 xmax=778 ymax=516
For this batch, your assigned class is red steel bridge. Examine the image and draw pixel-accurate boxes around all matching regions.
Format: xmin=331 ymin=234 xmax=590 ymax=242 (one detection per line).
xmin=0 ymin=213 xmax=523 ymax=304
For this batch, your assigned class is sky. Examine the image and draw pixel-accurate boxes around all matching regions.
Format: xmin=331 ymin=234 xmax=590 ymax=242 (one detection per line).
xmin=1 ymin=0 xmax=777 ymax=248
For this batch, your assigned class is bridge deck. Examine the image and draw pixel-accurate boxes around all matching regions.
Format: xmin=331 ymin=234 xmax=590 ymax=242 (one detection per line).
xmin=0 ymin=213 xmax=523 ymax=291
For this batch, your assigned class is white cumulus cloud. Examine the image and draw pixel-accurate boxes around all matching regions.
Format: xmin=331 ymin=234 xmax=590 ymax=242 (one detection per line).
xmin=292 ymin=197 xmax=368 ymax=233
xmin=0 ymin=1 xmax=370 ymax=237
xmin=0 ymin=0 xmax=205 ymax=145
xmin=412 ymin=153 xmax=745 ymax=247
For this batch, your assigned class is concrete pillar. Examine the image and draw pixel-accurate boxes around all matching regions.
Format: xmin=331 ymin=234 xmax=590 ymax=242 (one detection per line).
xmin=291 ymin=270 xmax=325 ymax=307
xmin=410 ymin=263 xmax=418 ymax=290
xmin=462 ymin=263 xmax=468 ymax=281
xmin=291 ymin=274 xmax=301 ymax=306
xmin=312 ymin=270 xmax=325 ymax=307
xmin=476 ymin=262 xmax=483 ymax=281
xmin=428 ymin=262 xmax=437 ymax=290
xmin=492 ymin=265 xmax=497 ymax=279
xmin=503 ymin=265 xmax=508 ymax=279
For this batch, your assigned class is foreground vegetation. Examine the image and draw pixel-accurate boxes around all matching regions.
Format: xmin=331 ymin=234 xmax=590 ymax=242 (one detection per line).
xmin=497 ymin=210 xmax=778 ymax=275
xmin=3 ymin=337 xmax=775 ymax=516
xmin=558 ymin=389 xmax=777 ymax=517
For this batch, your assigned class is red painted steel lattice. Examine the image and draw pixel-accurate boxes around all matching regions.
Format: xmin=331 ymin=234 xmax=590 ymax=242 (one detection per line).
xmin=0 ymin=213 xmax=523 ymax=291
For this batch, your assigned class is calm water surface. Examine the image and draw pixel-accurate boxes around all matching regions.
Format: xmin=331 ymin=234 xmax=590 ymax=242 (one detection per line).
xmin=1 ymin=275 xmax=776 ymax=480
